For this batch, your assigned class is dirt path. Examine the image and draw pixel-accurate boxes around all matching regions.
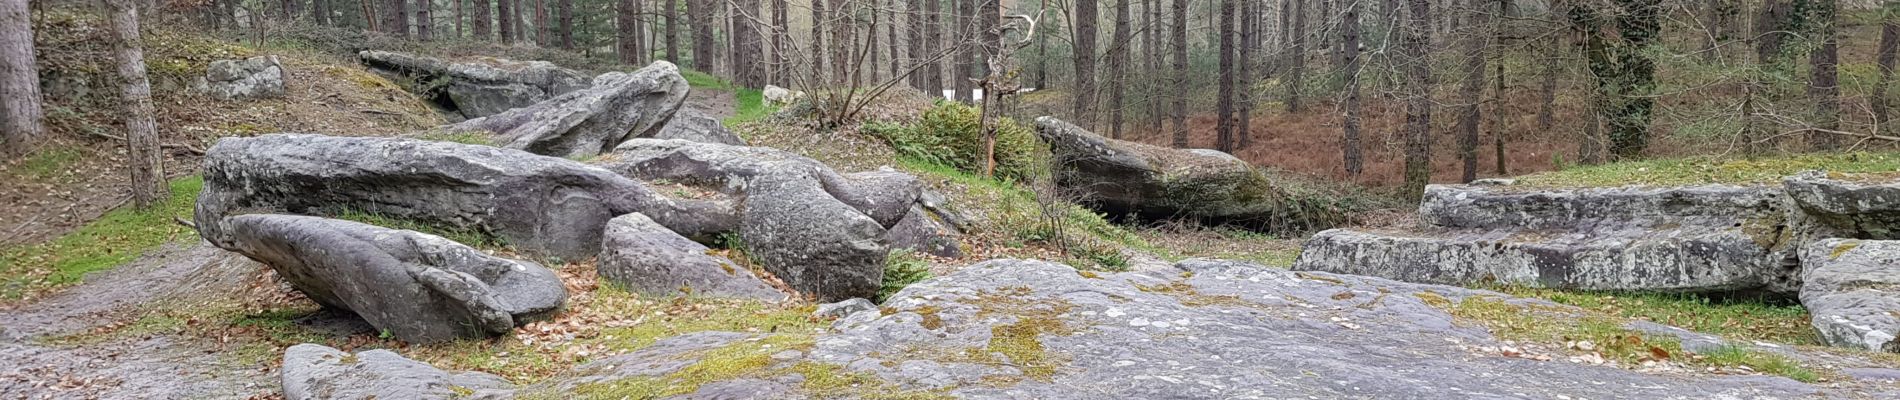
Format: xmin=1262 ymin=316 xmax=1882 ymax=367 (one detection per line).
xmin=687 ymin=87 xmax=738 ymax=120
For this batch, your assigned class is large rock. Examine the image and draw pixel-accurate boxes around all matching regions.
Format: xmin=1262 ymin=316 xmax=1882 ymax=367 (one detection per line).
xmin=222 ymin=214 xmax=566 ymax=343
xmin=1032 ymin=116 xmax=1298 ymax=229
xmin=601 ymin=139 xmax=908 ymax=301
xmin=444 ymin=61 xmax=690 ymax=158
xmin=1786 ymin=170 xmax=1900 ymax=239
xmin=598 ymin=213 xmax=785 ymax=300
xmin=282 ymin=343 xmax=514 ymax=400
xmin=1800 ymin=238 xmax=1900 ymax=353
xmin=358 ymin=51 xmax=589 ymax=119
xmin=653 ymin=107 xmax=747 ymax=145
xmin=1295 ymin=184 xmax=1801 ymax=295
xmin=195 ymin=133 xmax=733 ymax=260
xmin=196 ymin=56 xmax=286 ymax=100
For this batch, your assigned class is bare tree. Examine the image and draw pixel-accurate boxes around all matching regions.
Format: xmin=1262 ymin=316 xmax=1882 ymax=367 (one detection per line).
xmin=1807 ymin=0 xmax=1839 ymax=150
xmin=1216 ymin=0 xmax=1235 ymax=152
xmin=1071 ymin=0 xmax=1099 ymax=125
xmin=1875 ymin=4 xmax=1898 ymax=133
xmin=1236 ymin=0 xmax=1255 ymax=149
xmin=1108 ymin=0 xmax=1130 ymax=138
xmin=665 ymin=0 xmax=679 ymax=60
xmin=385 ymin=0 xmax=410 ymax=37
xmin=1169 ymin=0 xmax=1187 ymax=147
xmin=812 ymin=0 xmax=828 ymax=83
xmin=106 ymin=0 xmax=165 ymax=207
xmin=734 ymin=0 xmax=766 ymax=86
xmin=619 ymin=0 xmax=643 ymax=63
xmin=1285 ymin=0 xmax=1305 ymax=112
xmin=1340 ymin=0 xmax=1362 ymax=176
xmin=416 ymin=0 xmax=433 ymax=40
xmin=1398 ymin=0 xmax=1432 ymax=200
xmin=1454 ymin=0 xmax=1486 ymax=182
xmin=0 ymin=0 xmax=42 ymax=157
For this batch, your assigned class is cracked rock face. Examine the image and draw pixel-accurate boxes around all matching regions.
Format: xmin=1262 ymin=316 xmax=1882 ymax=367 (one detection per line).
xmin=358 ymin=51 xmax=589 ymax=119
xmin=597 ymin=213 xmax=785 ymax=300
xmin=283 ymin=343 xmax=515 ymax=400
xmin=1800 ymin=238 xmax=1900 ymax=353
xmin=222 ymin=215 xmax=566 ymax=343
xmin=1296 ymin=184 xmax=1802 ymax=295
xmin=195 ymin=133 xmax=734 ymax=260
xmin=445 ymin=61 xmax=690 ymax=158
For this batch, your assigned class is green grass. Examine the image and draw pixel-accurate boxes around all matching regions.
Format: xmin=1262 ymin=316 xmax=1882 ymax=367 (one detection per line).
xmin=0 ymin=176 xmax=203 ymax=302
xmin=1517 ymin=151 xmax=1900 ymax=187
xmin=1490 ymin=286 xmax=1817 ymax=345
xmin=413 ymin=129 xmax=496 ymax=146
xmin=681 ymin=69 xmax=734 ymax=90
xmin=1700 ymin=346 xmax=1823 ymax=382
xmin=722 ymin=87 xmax=773 ymax=127
xmin=10 ymin=147 xmax=84 ymax=181
xmin=896 ymin=156 xmax=1150 ymax=270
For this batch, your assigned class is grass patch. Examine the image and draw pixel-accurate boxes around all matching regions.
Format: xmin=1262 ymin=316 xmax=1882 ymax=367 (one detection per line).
xmin=681 ymin=69 xmax=734 ymax=90
xmin=722 ymin=87 xmax=775 ymax=127
xmin=560 ymin=334 xmax=814 ymax=399
xmin=413 ymin=129 xmax=496 ymax=146
xmin=879 ymin=249 xmax=933 ymax=302
xmin=1490 ymin=286 xmax=1817 ymax=345
xmin=897 ymin=156 xmax=1149 ymax=270
xmin=1699 ymin=346 xmax=1822 ymax=382
xmin=9 ymin=146 xmax=84 ymax=181
xmin=0 ymin=176 xmax=202 ymax=302
xmin=1517 ymin=151 xmax=1900 ymax=187
xmin=329 ymin=209 xmax=506 ymax=250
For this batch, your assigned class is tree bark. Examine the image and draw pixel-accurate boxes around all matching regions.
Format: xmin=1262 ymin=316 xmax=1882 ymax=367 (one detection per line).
xmin=1754 ymin=0 xmax=1789 ymax=62
xmin=498 ymin=0 xmax=514 ymax=42
xmin=734 ymin=0 xmax=765 ymax=86
xmin=773 ymin=0 xmax=787 ymax=82
xmin=1109 ymin=0 xmax=1131 ymax=139
xmin=953 ymin=0 xmax=974 ymax=103
xmin=106 ymin=0 xmax=165 ymax=208
xmin=0 ymin=0 xmax=42 ymax=157
xmin=812 ymin=0 xmax=827 ymax=84
xmin=689 ymin=0 xmax=716 ymax=71
xmin=1807 ymin=0 xmax=1839 ymax=150
xmin=1169 ymin=0 xmax=1187 ymax=147
xmin=1455 ymin=0 xmax=1486 ymax=183
xmin=416 ymin=0 xmax=433 ymax=40
xmin=385 ymin=0 xmax=410 ymax=37
xmin=473 ymin=0 xmax=491 ymax=38
xmin=1875 ymin=5 xmax=1898 ymax=133
xmin=1216 ymin=0 xmax=1235 ymax=152
xmin=558 ymin=0 xmax=573 ymax=49
xmin=922 ymin=0 xmax=942 ymax=95
xmin=455 ymin=0 xmax=463 ymax=37
xmin=619 ymin=0 xmax=641 ymax=63
xmin=1399 ymin=0 xmax=1433 ymax=200
xmin=664 ymin=0 xmax=679 ymax=60
xmin=1340 ymin=0 xmax=1362 ymax=176
xmin=1237 ymin=0 xmax=1255 ymax=149
xmin=312 ymin=0 xmax=333 ymax=25
xmin=1285 ymin=0 xmax=1306 ymax=112
xmin=535 ymin=0 xmax=548 ymax=44
xmin=1145 ymin=0 xmax=1162 ymax=138
xmin=1073 ymin=0 xmax=1099 ymax=122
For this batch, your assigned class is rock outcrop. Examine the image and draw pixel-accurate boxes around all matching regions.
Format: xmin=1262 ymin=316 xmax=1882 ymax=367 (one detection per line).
xmin=196 ymin=56 xmax=286 ymax=100
xmin=286 ymin=258 xmax=1892 ymax=398
xmin=443 ymin=61 xmax=690 ymax=158
xmin=220 ymin=215 xmax=566 ymax=343
xmin=283 ymin=343 xmax=514 ymax=400
xmin=1800 ymin=239 xmax=1900 ymax=353
xmin=600 ymin=139 xmax=965 ymax=301
xmin=358 ymin=51 xmax=589 ymax=119
xmin=1032 ymin=116 xmax=1310 ymax=229
xmin=653 ymin=107 xmax=747 ymax=145
xmin=1786 ymin=170 xmax=1900 ymax=239
xmin=195 ymin=133 xmax=733 ymax=260
xmin=1297 ymin=184 xmax=1801 ymax=295
xmin=597 ymin=213 xmax=784 ymax=300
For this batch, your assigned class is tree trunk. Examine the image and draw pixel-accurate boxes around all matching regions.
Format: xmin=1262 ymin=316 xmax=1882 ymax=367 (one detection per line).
xmin=836 ymin=0 xmax=854 ymax=86
xmin=811 ymin=0 xmax=827 ymax=84
xmin=558 ymin=0 xmax=573 ymax=49
xmin=773 ymin=0 xmax=787 ymax=82
xmin=106 ymin=0 xmax=165 ymax=207
xmin=664 ymin=0 xmax=678 ymax=60
xmin=1340 ymin=0 xmax=1362 ymax=176
xmin=907 ymin=0 xmax=924 ymax=90
xmin=1399 ymin=0 xmax=1433 ymax=200
xmin=416 ymin=0 xmax=432 ymax=40
xmin=1535 ymin=44 xmax=1558 ymax=131
xmin=312 ymin=0 xmax=332 ymax=25
xmin=1754 ymin=0 xmax=1788 ymax=62
xmin=1236 ymin=0 xmax=1255 ymax=149
xmin=1285 ymin=0 xmax=1306 ymax=112
xmin=1145 ymin=0 xmax=1161 ymax=138
xmin=953 ymin=0 xmax=974 ymax=103
xmin=455 ymin=0 xmax=464 ymax=37
xmin=498 ymin=0 xmax=514 ymax=42
xmin=1807 ymin=0 xmax=1839 ymax=150
xmin=1216 ymin=0 xmax=1234 ymax=152
xmin=473 ymin=0 xmax=491 ymax=38
xmin=0 ymin=0 xmax=42 ymax=157
xmin=1169 ymin=0 xmax=1187 ymax=147
xmin=362 ymin=0 xmax=379 ymax=32
xmin=922 ymin=0 xmax=942 ymax=95
xmin=885 ymin=0 xmax=898 ymax=82
xmin=689 ymin=0 xmax=716 ymax=72
xmin=535 ymin=0 xmax=548 ymax=44
xmin=1073 ymin=0 xmax=1098 ymax=122
xmin=1109 ymin=0 xmax=1130 ymax=139
xmin=1455 ymin=0 xmax=1486 ymax=183
xmin=734 ymin=0 xmax=765 ymax=86
xmin=1875 ymin=6 xmax=1898 ymax=133
xmin=619 ymin=0 xmax=641 ymax=63
xmin=868 ymin=3 xmax=881 ymax=82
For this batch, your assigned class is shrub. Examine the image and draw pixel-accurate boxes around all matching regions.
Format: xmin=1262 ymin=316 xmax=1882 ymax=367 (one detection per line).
xmin=877 ymin=101 xmax=1048 ymax=182
xmin=878 ymin=250 xmax=933 ymax=302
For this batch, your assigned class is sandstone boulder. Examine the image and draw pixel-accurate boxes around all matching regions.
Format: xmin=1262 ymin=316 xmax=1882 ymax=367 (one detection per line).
xmin=1786 ymin=170 xmax=1900 ymax=239
xmin=1032 ymin=116 xmax=1303 ymax=229
xmin=197 ymin=56 xmax=286 ymax=100
xmin=358 ymin=51 xmax=589 ymax=119
xmin=598 ymin=213 xmax=785 ymax=300
xmin=282 ymin=343 xmax=514 ymax=400
xmin=1800 ymin=238 xmax=1900 ymax=353
xmin=444 ymin=61 xmax=690 ymax=158
xmin=221 ymin=215 xmax=566 ymax=343
xmin=195 ymin=134 xmax=733 ymax=260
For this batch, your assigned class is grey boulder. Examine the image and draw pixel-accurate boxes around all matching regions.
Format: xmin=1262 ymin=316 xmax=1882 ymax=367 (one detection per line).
xmin=1800 ymin=238 xmax=1900 ymax=353
xmin=197 ymin=56 xmax=286 ymax=100
xmin=358 ymin=50 xmax=589 ymax=119
xmin=445 ymin=61 xmax=690 ymax=158
xmin=653 ymin=107 xmax=747 ymax=145
xmin=1786 ymin=170 xmax=1900 ymax=239
xmin=886 ymin=205 xmax=963 ymax=258
xmin=1032 ymin=116 xmax=1311 ymax=230
xmin=195 ymin=133 xmax=733 ymax=260
xmin=221 ymin=214 xmax=565 ymax=343
xmin=282 ymin=343 xmax=514 ymax=400
xmin=598 ymin=213 xmax=785 ymax=300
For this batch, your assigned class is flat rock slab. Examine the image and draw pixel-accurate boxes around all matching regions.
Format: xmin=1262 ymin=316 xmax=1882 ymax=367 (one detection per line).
xmin=1419 ymin=184 xmax=1790 ymax=230
xmin=598 ymin=213 xmax=785 ymax=300
xmin=222 ymin=214 xmax=566 ymax=343
xmin=445 ymin=61 xmax=690 ymax=158
xmin=1800 ymin=238 xmax=1900 ymax=352
xmin=283 ymin=343 xmax=514 ymax=400
xmin=359 ymin=51 xmax=589 ymax=119
xmin=1294 ymin=227 xmax=1795 ymax=294
xmin=195 ymin=133 xmax=733 ymax=259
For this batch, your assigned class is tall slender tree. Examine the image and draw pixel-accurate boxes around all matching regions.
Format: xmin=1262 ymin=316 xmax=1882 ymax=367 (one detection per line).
xmin=1108 ymin=0 xmax=1131 ymax=138
xmin=1807 ymin=0 xmax=1839 ymax=150
xmin=416 ymin=0 xmax=433 ymax=40
xmin=1455 ymin=0 xmax=1488 ymax=182
xmin=922 ymin=0 xmax=943 ymax=95
xmin=812 ymin=0 xmax=828 ymax=83
xmin=499 ymin=0 xmax=516 ymax=42
xmin=106 ymin=0 xmax=165 ymax=207
xmin=1875 ymin=4 xmax=1898 ymax=133
xmin=1399 ymin=0 xmax=1433 ymax=199
xmin=619 ymin=0 xmax=642 ymax=63
xmin=734 ymin=0 xmax=765 ymax=86
xmin=1340 ymin=0 xmax=1363 ymax=176
xmin=1216 ymin=0 xmax=1236 ymax=152
xmin=665 ymin=0 xmax=679 ymax=60
xmin=1285 ymin=0 xmax=1306 ymax=112
xmin=689 ymin=0 xmax=717 ymax=71
xmin=1072 ymin=0 xmax=1099 ymax=125
xmin=558 ymin=0 xmax=574 ymax=48
xmin=385 ymin=0 xmax=410 ymax=37
xmin=1169 ymin=0 xmax=1187 ymax=147
xmin=0 ymin=0 xmax=43 ymax=157
xmin=1236 ymin=0 xmax=1255 ymax=149
xmin=473 ymin=0 xmax=493 ymax=38
xmin=773 ymin=0 xmax=787 ymax=81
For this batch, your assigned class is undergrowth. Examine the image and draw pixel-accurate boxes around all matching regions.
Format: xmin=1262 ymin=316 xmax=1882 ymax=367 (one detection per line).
xmin=1489 ymin=286 xmax=1816 ymax=346
xmin=0 ymin=176 xmax=202 ymax=302
xmin=898 ymin=157 xmax=1144 ymax=271
xmin=329 ymin=209 xmax=507 ymax=250
xmin=867 ymin=101 xmax=1048 ymax=182
xmin=1519 ymin=151 xmax=1900 ymax=187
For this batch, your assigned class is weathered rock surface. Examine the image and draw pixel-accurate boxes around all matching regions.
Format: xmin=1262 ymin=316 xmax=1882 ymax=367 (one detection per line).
xmin=653 ymin=107 xmax=747 ymax=145
xmin=814 ymin=298 xmax=876 ymax=319
xmin=358 ymin=51 xmax=589 ymax=119
xmin=444 ymin=61 xmax=690 ymax=158
xmin=886 ymin=205 xmax=964 ymax=258
xmin=196 ymin=56 xmax=286 ymax=100
xmin=221 ymin=214 xmax=566 ymax=343
xmin=1032 ymin=116 xmax=1292 ymax=228
xmin=195 ymin=133 xmax=733 ymax=260
xmin=598 ymin=213 xmax=784 ymax=300
xmin=288 ymin=258 xmax=1900 ymax=399
xmin=1296 ymin=184 xmax=1801 ymax=295
xmin=1786 ymin=170 xmax=1900 ymax=239
xmin=283 ymin=343 xmax=514 ymax=400
xmin=1800 ymin=238 xmax=1900 ymax=353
